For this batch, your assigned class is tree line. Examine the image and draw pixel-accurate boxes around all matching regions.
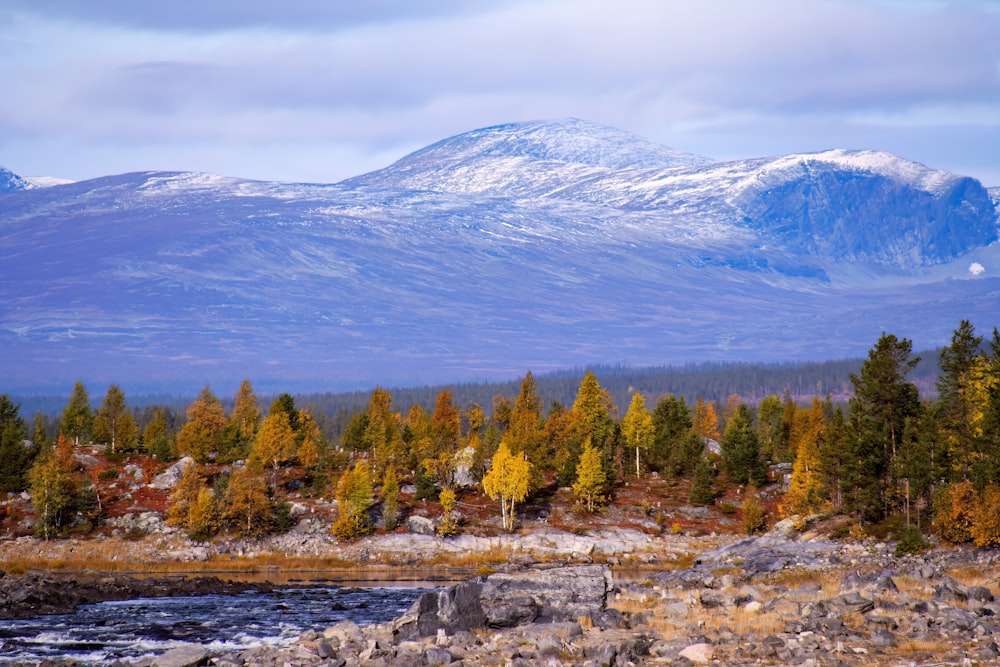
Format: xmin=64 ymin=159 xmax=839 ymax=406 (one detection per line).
xmin=1 ymin=318 xmax=998 ymax=546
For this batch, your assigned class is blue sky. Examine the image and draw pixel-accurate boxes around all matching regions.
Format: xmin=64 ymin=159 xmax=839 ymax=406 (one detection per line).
xmin=1 ymin=0 xmax=998 ymax=186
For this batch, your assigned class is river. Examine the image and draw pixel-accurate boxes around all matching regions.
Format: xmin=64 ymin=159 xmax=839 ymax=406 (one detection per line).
xmin=0 ymin=584 xmax=432 ymax=664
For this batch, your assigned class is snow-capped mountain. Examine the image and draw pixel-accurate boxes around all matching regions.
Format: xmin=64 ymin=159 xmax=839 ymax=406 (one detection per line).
xmin=0 ymin=120 xmax=997 ymax=394
xmin=0 ymin=166 xmax=31 ymax=194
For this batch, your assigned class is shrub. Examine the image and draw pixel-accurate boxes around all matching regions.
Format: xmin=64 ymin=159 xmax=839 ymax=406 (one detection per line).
xmin=933 ymin=480 xmax=977 ymax=544
xmin=895 ymin=524 xmax=930 ymax=555
xmin=972 ymin=485 xmax=1000 ymax=547
xmin=98 ymin=468 xmax=120 ymax=481
xmin=742 ymin=488 xmax=767 ymax=535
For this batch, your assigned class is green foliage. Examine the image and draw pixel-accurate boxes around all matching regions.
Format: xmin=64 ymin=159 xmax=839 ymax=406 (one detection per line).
xmin=649 ymin=394 xmax=694 ymax=476
xmin=847 ymin=333 xmax=922 ymax=522
xmin=689 ymin=453 xmax=716 ymax=506
xmin=0 ymin=395 xmax=32 ymax=493
xmin=60 ymin=381 xmax=93 ymax=445
xmin=894 ymin=524 xmax=930 ymax=555
xmin=28 ymin=447 xmax=77 ymax=539
xmin=93 ymin=385 xmax=138 ymax=453
xmin=720 ymin=404 xmax=766 ymax=486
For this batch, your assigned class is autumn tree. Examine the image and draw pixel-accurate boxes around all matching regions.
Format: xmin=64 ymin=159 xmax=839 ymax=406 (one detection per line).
xmin=28 ymin=435 xmax=77 ymax=539
xmin=573 ymin=438 xmax=606 ymax=512
xmin=166 ymin=460 xmax=203 ymax=528
xmin=60 ymin=381 xmax=93 ymax=446
xmin=223 ymin=461 xmax=275 ymax=538
xmin=506 ymin=372 xmax=544 ymax=471
xmin=222 ymin=379 xmax=260 ymax=461
xmin=784 ymin=398 xmax=827 ymax=516
xmin=622 ymin=392 xmax=654 ymax=478
xmin=296 ymin=410 xmax=322 ymax=472
xmin=482 ymin=441 xmax=531 ymax=533
xmin=176 ymin=386 xmax=227 ymax=463
xmin=252 ymin=409 xmax=297 ymax=487
xmin=333 ymin=460 xmax=374 ymax=540
xmin=93 ymin=385 xmax=138 ymax=453
xmin=693 ymin=397 xmax=720 ymax=442
xmin=438 ymin=487 xmax=459 ymax=536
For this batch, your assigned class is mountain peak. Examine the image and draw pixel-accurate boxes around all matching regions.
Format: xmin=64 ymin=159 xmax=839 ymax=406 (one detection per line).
xmin=342 ymin=118 xmax=712 ymax=196
xmin=398 ymin=118 xmax=713 ymax=170
xmin=0 ymin=166 xmax=31 ymax=194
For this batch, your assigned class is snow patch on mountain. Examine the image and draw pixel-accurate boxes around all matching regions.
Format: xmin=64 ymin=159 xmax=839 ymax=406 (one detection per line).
xmin=0 ymin=166 xmax=31 ymax=194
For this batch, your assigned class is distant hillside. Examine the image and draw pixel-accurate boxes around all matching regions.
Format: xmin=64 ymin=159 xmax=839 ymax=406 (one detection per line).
xmin=1 ymin=119 xmax=996 ymax=394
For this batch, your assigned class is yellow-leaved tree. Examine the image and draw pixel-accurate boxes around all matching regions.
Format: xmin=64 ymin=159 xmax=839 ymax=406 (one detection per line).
xmin=573 ymin=438 xmax=606 ymax=512
xmin=621 ymin=392 xmax=654 ymax=478
xmin=482 ymin=441 xmax=530 ymax=533
xmin=783 ymin=398 xmax=828 ymax=517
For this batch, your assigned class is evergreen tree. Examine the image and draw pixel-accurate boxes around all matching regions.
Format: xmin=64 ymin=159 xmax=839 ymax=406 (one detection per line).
xmin=650 ymin=395 xmax=694 ymax=476
xmin=720 ymin=403 xmax=766 ymax=486
xmin=756 ymin=395 xmax=788 ymax=463
xmin=0 ymin=396 xmax=32 ymax=493
xmin=60 ymin=381 xmax=92 ymax=445
xmin=143 ymin=408 xmax=173 ymax=461
xmin=937 ymin=320 xmax=986 ymax=482
xmin=848 ymin=333 xmax=922 ymax=521
xmin=689 ymin=452 xmax=717 ymax=505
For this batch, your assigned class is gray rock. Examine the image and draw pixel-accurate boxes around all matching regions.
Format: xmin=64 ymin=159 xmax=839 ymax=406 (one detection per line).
xmin=480 ymin=564 xmax=612 ymax=627
xmin=152 ymin=644 xmax=207 ymax=667
xmin=149 ymin=456 xmax=194 ymax=489
xmin=407 ymin=515 xmax=437 ymax=536
xmin=825 ymin=591 xmax=874 ymax=616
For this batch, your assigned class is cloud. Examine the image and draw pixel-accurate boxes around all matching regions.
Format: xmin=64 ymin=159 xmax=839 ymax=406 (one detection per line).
xmin=0 ymin=0 xmax=997 ymax=183
xmin=970 ymin=262 xmax=986 ymax=276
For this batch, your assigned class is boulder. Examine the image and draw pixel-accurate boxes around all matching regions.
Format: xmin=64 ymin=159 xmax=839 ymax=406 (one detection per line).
xmin=149 ymin=456 xmax=195 ymax=489
xmin=407 ymin=515 xmax=437 ymax=536
xmin=394 ymin=564 xmax=611 ymax=639
xmin=679 ymin=642 xmax=714 ymax=663
xmin=151 ymin=644 xmax=207 ymax=667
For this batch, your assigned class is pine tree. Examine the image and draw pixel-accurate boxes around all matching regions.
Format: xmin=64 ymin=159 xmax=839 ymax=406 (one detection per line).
xmin=848 ymin=333 xmax=921 ymax=521
xmin=622 ymin=392 xmax=654 ymax=478
xmin=720 ymin=403 xmax=765 ymax=486
xmin=689 ymin=452 xmax=717 ymax=505
xmin=572 ymin=438 xmax=606 ymax=512
xmin=937 ymin=320 xmax=986 ymax=482
xmin=0 ymin=396 xmax=31 ymax=493
xmin=482 ymin=441 xmax=531 ymax=532
xmin=650 ymin=394 xmax=694 ymax=476
xmin=143 ymin=408 xmax=172 ymax=461
xmin=60 ymin=381 xmax=92 ymax=446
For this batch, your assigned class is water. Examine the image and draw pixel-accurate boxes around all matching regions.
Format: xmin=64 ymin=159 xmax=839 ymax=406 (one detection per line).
xmin=0 ymin=585 xmax=430 ymax=664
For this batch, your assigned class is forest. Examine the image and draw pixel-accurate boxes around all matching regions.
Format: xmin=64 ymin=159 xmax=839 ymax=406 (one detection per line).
xmin=1 ymin=319 xmax=999 ymax=550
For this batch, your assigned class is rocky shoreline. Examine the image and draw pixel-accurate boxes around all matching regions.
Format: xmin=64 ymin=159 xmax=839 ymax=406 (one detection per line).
xmin=7 ymin=521 xmax=1000 ymax=665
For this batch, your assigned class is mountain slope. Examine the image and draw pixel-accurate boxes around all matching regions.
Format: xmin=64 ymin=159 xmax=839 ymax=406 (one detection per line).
xmin=0 ymin=122 xmax=997 ymax=394
xmin=0 ymin=166 xmax=31 ymax=194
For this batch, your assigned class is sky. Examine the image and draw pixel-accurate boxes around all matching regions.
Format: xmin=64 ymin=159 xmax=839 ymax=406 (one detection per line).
xmin=1 ymin=0 xmax=998 ymax=187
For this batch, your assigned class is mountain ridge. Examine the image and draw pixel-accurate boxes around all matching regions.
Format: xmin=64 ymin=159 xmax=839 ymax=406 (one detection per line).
xmin=0 ymin=119 xmax=997 ymax=394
